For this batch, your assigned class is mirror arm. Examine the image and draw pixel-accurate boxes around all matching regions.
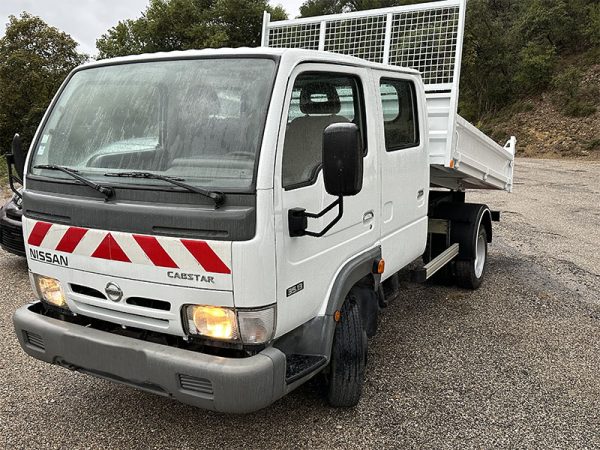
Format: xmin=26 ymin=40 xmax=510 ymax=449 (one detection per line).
xmin=4 ymin=154 xmax=23 ymax=200
xmin=288 ymin=197 xmax=343 ymax=238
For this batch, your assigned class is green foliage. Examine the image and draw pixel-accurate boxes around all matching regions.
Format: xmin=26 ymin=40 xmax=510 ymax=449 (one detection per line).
xmin=0 ymin=156 xmax=7 ymax=186
xmin=299 ymin=0 xmax=425 ymax=17
xmin=0 ymin=13 xmax=87 ymax=154
xmin=585 ymin=3 xmax=600 ymax=47
xmin=514 ymin=43 xmax=556 ymax=95
xmin=586 ymin=139 xmax=600 ymax=151
xmin=551 ymin=67 xmax=597 ymax=118
xmin=96 ymin=0 xmax=288 ymax=59
xmin=300 ymin=0 xmax=344 ymax=17
xmin=459 ymin=0 xmax=598 ymax=122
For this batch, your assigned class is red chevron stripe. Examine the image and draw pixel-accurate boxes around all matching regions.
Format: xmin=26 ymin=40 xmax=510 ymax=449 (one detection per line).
xmin=91 ymin=234 xmax=131 ymax=263
xmin=55 ymin=227 xmax=88 ymax=253
xmin=181 ymin=239 xmax=231 ymax=274
xmin=133 ymin=235 xmax=178 ymax=268
xmin=28 ymin=221 xmax=53 ymax=247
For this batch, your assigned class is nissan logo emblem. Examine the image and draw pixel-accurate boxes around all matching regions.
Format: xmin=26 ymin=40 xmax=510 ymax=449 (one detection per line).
xmin=105 ymin=282 xmax=123 ymax=302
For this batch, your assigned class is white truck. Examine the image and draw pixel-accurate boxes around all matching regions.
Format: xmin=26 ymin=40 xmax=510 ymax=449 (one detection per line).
xmin=12 ymin=0 xmax=515 ymax=413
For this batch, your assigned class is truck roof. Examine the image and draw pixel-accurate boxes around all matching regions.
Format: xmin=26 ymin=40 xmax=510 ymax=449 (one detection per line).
xmin=81 ymin=47 xmax=421 ymax=77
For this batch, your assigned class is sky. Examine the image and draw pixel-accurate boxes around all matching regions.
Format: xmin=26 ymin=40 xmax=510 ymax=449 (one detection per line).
xmin=0 ymin=0 xmax=304 ymax=56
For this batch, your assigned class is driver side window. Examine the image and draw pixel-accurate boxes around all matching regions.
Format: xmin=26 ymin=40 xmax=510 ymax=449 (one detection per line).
xmin=282 ymin=73 xmax=364 ymax=189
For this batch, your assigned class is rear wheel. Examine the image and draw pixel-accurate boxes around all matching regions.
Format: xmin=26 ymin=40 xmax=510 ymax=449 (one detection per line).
xmin=326 ymin=295 xmax=367 ymax=407
xmin=455 ymin=225 xmax=488 ymax=289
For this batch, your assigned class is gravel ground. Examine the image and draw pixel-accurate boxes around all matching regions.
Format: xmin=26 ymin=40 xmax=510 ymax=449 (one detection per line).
xmin=1 ymin=158 xmax=599 ymax=449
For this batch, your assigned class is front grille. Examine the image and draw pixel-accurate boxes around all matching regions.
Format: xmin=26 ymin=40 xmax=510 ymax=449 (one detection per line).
xmin=126 ymin=297 xmax=171 ymax=311
xmin=0 ymin=222 xmax=25 ymax=255
xmin=72 ymin=301 xmax=170 ymax=328
xmin=178 ymin=374 xmax=213 ymax=396
xmin=24 ymin=330 xmax=45 ymax=350
xmin=71 ymin=284 xmax=106 ymax=299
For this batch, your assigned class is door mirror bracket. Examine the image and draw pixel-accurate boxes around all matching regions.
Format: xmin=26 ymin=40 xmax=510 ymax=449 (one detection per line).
xmin=288 ymin=197 xmax=343 ymax=238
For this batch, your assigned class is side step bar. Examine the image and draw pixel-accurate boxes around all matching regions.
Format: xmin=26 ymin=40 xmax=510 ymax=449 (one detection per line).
xmin=411 ymin=243 xmax=460 ymax=283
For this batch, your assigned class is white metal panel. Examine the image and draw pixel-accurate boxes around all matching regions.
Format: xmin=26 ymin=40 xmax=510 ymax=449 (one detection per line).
xmin=453 ymin=115 xmax=515 ymax=191
xmin=272 ymin=63 xmax=380 ymax=336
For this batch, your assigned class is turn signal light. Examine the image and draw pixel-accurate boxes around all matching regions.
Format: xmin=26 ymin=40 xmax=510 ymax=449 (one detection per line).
xmin=373 ymin=258 xmax=385 ymax=274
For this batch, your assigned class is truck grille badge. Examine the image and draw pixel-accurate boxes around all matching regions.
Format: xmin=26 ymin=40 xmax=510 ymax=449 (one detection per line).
xmin=105 ymin=282 xmax=123 ymax=302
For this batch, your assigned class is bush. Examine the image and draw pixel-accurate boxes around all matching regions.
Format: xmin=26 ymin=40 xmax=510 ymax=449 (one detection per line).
xmin=514 ymin=43 xmax=556 ymax=95
xmin=0 ymin=156 xmax=7 ymax=186
xmin=552 ymin=67 xmax=598 ymax=117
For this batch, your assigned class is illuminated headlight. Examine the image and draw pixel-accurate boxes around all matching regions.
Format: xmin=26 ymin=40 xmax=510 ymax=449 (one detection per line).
xmin=31 ymin=273 xmax=68 ymax=309
xmin=184 ymin=305 xmax=275 ymax=345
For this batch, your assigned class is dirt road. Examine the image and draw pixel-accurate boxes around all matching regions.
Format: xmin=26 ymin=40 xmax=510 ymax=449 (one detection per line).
xmin=1 ymin=158 xmax=599 ymax=448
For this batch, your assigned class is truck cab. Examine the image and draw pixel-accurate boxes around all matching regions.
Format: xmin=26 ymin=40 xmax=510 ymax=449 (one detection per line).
xmin=13 ymin=1 xmax=515 ymax=414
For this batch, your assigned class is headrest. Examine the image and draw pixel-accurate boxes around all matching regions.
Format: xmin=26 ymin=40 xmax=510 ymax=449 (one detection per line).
xmin=300 ymin=83 xmax=341 ymax=115
xmin=174 ymin=88 xmax=221 ymax=126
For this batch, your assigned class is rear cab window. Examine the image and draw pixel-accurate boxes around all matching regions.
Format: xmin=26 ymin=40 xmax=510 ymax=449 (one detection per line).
xmin=379 ymin=78 xmax=419 ymax=151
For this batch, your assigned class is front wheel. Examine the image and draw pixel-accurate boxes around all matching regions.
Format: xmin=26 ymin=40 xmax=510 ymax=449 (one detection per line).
xmin=326 ymin=296 xmax=367 ymax=407
xmin=455 ymin=225 xmax=488 ymax=290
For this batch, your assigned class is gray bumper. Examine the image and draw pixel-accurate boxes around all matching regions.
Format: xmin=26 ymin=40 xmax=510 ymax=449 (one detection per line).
xmin=13 ymin=303 xmax=287 ymax=413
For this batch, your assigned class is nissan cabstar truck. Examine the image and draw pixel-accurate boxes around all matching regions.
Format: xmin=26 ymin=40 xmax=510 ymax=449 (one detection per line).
xmin=11 ymin=0 xmax=516 ymax=413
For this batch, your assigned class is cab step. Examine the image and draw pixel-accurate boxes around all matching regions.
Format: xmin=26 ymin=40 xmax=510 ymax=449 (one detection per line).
xmin=411 ymin=243 xmax=460 ymax=283
xmin=285 ymin=354 xmax=327 ymax=384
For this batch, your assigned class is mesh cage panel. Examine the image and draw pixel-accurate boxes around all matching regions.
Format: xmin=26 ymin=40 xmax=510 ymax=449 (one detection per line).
xmin=264 ymin=0 xmax=464 ymax=87
xmin=324 ymin=15 xmax=387 ymax=63
xmin=268 ymin=23 xmax=321 ymax=50
xmin=388 ymin=7 xmax=459 ymax=84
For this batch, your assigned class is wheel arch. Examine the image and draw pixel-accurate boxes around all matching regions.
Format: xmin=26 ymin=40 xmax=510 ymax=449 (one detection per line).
xmin=274 ymin=246 xmax=381 ymax=363
xmin=431 ymin=202 xmax=492 ymax=260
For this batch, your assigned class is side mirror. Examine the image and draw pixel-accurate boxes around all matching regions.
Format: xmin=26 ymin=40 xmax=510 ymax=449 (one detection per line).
xmin=11 ymin=133 xmax=26 ymax=181
xmin=4 ymin=133 xmax=25 ymax=199
xmin=322 ymin=123 xmax=363 ymax=197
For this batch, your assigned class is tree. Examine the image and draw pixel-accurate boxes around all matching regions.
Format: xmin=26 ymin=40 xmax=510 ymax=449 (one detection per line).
xmin=0 ymin=13 xmax=87 ymax=154
xmin=299 ymin=0 xmax=345 ymax=17
xmin=96 ymin=0 xmax=288 ymax=59
xmin=299 ymin=0 xmax=431 ymax=17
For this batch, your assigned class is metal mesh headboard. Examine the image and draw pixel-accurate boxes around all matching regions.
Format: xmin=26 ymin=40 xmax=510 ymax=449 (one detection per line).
xmin=262 ymin=0 xmax=466 ymax=91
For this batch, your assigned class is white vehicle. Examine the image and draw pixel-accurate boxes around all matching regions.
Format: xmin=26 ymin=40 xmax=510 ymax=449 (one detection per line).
xmin=12 ymin=0 xmax=515 ymax=413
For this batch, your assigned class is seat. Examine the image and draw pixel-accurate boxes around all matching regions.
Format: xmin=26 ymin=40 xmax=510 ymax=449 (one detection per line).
xmin=282 ymin=82 xmax=350 ymax=188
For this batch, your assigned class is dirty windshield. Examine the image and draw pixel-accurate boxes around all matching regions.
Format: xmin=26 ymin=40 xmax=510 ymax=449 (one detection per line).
xmin=30 ymin=58 xmax=276 ymax=191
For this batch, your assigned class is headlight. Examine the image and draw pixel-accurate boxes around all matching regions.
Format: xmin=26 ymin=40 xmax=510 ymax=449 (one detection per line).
xmin=185 ymin=305 xmax=240 ymax=341
xmin=184 ymin=305 xmax=275 ymax=345
xmin=31 ymin=273 xmax=68 ymax=309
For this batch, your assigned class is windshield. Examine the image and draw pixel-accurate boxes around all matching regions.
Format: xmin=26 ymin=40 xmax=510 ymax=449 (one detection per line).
xmin=30 ymin=58 xmax=277 ymax=191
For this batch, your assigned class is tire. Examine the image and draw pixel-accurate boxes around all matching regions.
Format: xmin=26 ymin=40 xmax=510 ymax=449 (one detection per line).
xmin=326 ymin=296 xmax=367 ymax=407
xmin=455 ymin=225 xmax=488 ymax=290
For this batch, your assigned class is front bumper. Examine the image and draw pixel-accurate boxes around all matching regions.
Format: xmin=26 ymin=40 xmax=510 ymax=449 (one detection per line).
xmin=13 ymin=303 xmax=287 ymax=413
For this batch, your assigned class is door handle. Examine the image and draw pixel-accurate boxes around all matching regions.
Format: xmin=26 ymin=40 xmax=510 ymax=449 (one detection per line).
xmin=363 ymin=210 xmax=374 ymax=224
xmin=417 ymin=189 xmax=424 ymax=199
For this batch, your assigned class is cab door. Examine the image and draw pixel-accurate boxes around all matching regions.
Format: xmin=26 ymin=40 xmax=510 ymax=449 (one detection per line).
xmin=273 ymin=64 xmax=380 ymax=336
xmin=375 ymin=72 xmax=429 ymax=275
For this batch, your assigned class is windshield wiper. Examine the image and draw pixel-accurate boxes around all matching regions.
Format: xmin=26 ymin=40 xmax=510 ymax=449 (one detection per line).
xmin=104 ymin=171 xmax=225 ymax=207
xmin=35 ymin=165 xmax=115 ymax=200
